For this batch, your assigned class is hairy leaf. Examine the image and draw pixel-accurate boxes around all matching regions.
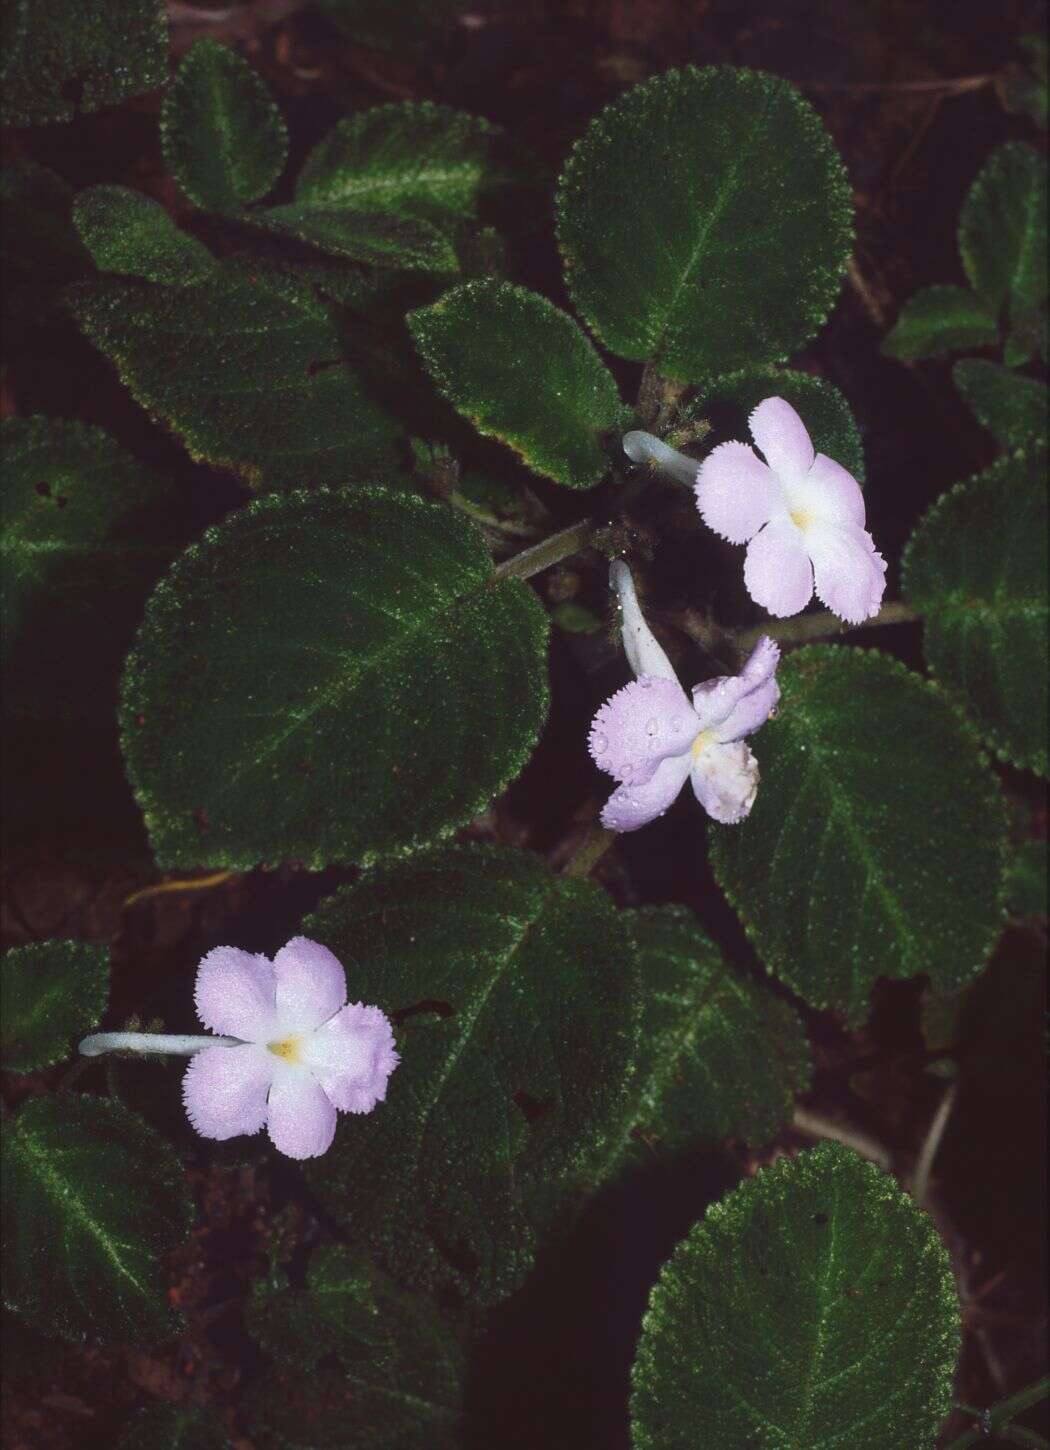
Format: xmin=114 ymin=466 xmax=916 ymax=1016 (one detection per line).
xmin=1 ymin=940 xmax=109 ymax=1074
xmin=120 ymin=489 xmax=549 ymax=871
xmin=0 ymin=159 xmax=91 ymax=327
xmin=1005 ymin=840 xmax=1048 ymax=918
xmin=409 ymin=281 xmax=627 ymax=488
xmin=882 ymin=285 xmax=998 ymax=361
xmin=161 ymin=39 xmax=288 ymax=210
xmin=70 ymin=269 xmax=405 ymax=487
xmin=1 ymin=0 xmax=166 ymax=127
xmin=710 ymin=648 xmax=1007 ymax=1025
xmin=630 ymin=1143 xmax=960 ymax=1450
xmin=116 ymin=1405 xmax=230 ymax=1450
xmin=73 ymin=185 xmax=216 ymax=285
xmin=959 ymin=142 xmax=1048 ymax=322
xmin=303 ymin=845 xmax=641 ymax=1303
xmin=903 ymin=445 xmax=1048 ymax=775
xmin=2 ymin=1095 xmax=192 ymax=1344
xmin=952 ymin=358 xmax=1048 ymax=447
xmin=233 ymin=203 xmax=458 ymax=272
xmin=556 ymin=66 xmax=852 ymax=380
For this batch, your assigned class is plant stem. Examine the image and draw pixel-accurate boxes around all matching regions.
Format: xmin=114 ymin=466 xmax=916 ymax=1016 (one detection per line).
xmin=493 ymin=517 xmax=604 ymax=581
xmin=79 ymin=1032 xmax=238 ymax=1057
xmin=791 ymin=1107 xmax=892 ymax=1170
xmin=944 ymin=1378 xmax=1050 ymax=1450
xmin=559 ymin=822 xmax=618 ymax=878
xmin=1003 ymin=1427 xmax=1049 ymax=1448
xmin=911 ymin=1080 xmax=958 ymax=1207
xmin=123 ymin=869 xmax=238 ymax=910
xmin=736 ymin=599 xmax=921 ymax=653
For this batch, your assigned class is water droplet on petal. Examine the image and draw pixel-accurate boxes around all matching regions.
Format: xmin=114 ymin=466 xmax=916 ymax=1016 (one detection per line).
xmin=769 ymin=705 xmax=779 ymax=718
xmin=593 ymin=733 xmax=608 ymax=754
xmin=645 ymin=717 xmax=658 ymax=736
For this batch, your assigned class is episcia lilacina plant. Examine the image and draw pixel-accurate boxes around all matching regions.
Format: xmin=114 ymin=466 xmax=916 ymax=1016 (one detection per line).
xmin=1 ymin=10 xmax=1047 ymax=1449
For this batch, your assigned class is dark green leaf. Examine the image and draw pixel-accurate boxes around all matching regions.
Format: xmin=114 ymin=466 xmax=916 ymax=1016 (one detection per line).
xmin=303 ymin=844 xmax=641 ymax=1302
xmin=161 ymin=39 xmax=288 ymax=210
xmin=958 ymin=142 xmax=1047 ymax=321
xmin=72 ymin=185 xmax=216 ymax=285
xmin=1 ymin=940 xmax=109 ymax=1074
xmin=315 ymin=0 xmax=459 ymax=56
xmin=70 ymin=269 xmax=406 ymax=487
xmin=0 ymin=0 xmax=166 ymax=127
xmin=233 ymin=203 xmax=458 ymax=272
xmin=630 ymin=1143 xmax=960 ymax=1450
xmin=1 ymin=1095 xmax=192 ymax=1344
xmin=409 ymin=281 xmax=627 ymax=488
xmin=0 ymin=159 xmax=91 ymax=328
xmin=116 ymin=1404 xmax=230 ymax=1450
xmin=903 ymin=445 xmax=1048 ymax=775
xmin=1005 ymin=841 xmax=1048 ymax=918
xmin=120 ymin=490 xmax=549 ymax=871
xmin=882 ymin=285 xmax=998 ymax=361
xmin=555 ymin=65 xmax=852 ymax=380
xmin=710 ymin=648 xmax=1007 ymax=1025
xmin=952 ymin=358 xmax=1048 ymax=447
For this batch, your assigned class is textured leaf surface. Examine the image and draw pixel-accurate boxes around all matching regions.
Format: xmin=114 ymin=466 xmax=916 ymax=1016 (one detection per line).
xmin=630 ymin=1143 xmax=960 ymax=1450
xmin=121 ymin=490 xmax=549 ymax=871
xmin=959 ymin=142 xmax=1048 ymax=320
xmin=0 ymin=0 xmax=166 ymax=127
xmin=882 ymin=285 xmax=998 ymax=361
xmin=0 ymin=159 xmax=91 ymax=326
xmin=710 ymin=648 xmax=1007 ymax=1024
xmin=73 ymin=185 xmax=216 ymax=285
xmin=903 ymin=445 xmax=1048 ymax=775
xmin=70 ymin=270 xmax=405 ymax=487
xmin=1 ymin=940 xmax=109 ymax=1074
xmin=2 ymin=1095 xmax=192 ymax=1344
xmin=303 ymin=845 xmax=641 ymax=1302
xmin=409 ymin=281 xmax=627 ymax=488
xmin=161 ymin=39 xmax=288 ymax=210
xmin=952 ymin=358 xmax=1048 ymax=446
xmin=116 ymin=1405 xmax=230 ymax=1450
xmin=1005 ymin=840 xmax=1048 ymax=918
xmin=233 ymin=203 xmax=457 ymax=271
xmin=556 ymin=66 xmax=852 ymax=380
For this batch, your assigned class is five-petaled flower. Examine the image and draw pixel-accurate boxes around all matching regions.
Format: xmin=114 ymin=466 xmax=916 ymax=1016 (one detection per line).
xmin=695 ymin=396 xmax=886 ymax=624
xmin=589 ymin=562 xmax=780 ymax=831
xmin=182 ymin=937 xmax=399 ymax=1160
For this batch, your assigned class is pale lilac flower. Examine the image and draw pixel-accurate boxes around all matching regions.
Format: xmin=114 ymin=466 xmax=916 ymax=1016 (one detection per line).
xmin=694 ymin=396 xmax=886 ymax=624
xmin=589 ymin=562 xmax=780 ymax=831
xmin=182 ymin=937 xmax=399 ymax=1160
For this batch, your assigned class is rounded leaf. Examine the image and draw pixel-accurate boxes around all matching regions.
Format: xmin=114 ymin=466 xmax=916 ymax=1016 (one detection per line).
xmin=882 ymin=285 xmax=998 ymax=362
xmin=958 ymin=141 xmax=1047 ymax=319
xmin=1 ymin=940 xmax=109 ymax=1074
xmin=952 ymin=358 xmax=1047 ymax=448
xmin=556 ymin=66 xmax=853 ymax=380
xmin=73 ymin=184 xmax=216 ymax=286
xmin=630 ymin=1143 xmax=960 ymax=1450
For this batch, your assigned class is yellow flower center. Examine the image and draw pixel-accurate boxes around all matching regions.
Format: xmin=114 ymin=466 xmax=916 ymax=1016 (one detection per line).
xmin=691 ymin=729 xmax=716 ymax=760
xmin=790 ymin=507 xmax=813 ymax=532
xmin=267 ymin=1035 xmax=303 ymax=1063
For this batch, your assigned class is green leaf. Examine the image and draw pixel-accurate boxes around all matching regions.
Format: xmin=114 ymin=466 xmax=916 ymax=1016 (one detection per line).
xmin=710 ymin=648 xmax=1007 ymax=1025
xmin=72 ymin=185 xmax=216 ymax=285
xmin=296 ymin=100 xmax=537 ymax=226
xmin=303 ymin=844 xmax=641 ymax=1303
xmin=116 ymin=1405 xmax=230 ymax=1450
xmin=246 ymin=1247 xmax=463 ymax=1447
xmin=903 ymin=445 xmax=1048 ymax=776
xmin=0 ymin=940 xmax=109 ymax=1074
xmin=0 ymin=0 xmax=167 ymax=128
xmin=630 ymin=1143 xmax=960 ymax=1450
xmin=315 ymin=0 xmax=459 ymax=56
xmin=0 ymin=159 xmax=91 ymax=328
xmin=958 ymin=142 xmax=1047 ymax=322
xmin=232 ymin=204 xmax=458 ymax=272
xmin=120 ymin=490 xmax=549 ymax=871
xmin=161 ymin=39 xmax=288 ymax=211
xmin=70 ymin=269 xmax=406 ymax=487
xmin=952 ymin=358 xmax=1048 ymax=447
xmin=1 ymin=1095 xmax=192 ymax=1344
xmin=1005 ymin=841 xmax=1048 ymax=918
xmin=688 ymin=368 xmax=865 ymax=482
xmin=555 ymin=65 xmax=852 ymax=381
xmin=882 ymin=285 xmax=998 ymax=361
xmin=409 ymin=281 xmax=627 ymax=489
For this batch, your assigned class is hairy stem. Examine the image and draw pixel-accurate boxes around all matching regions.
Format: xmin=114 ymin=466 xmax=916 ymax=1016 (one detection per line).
xmin=910 ymin=1080 xmax=958 ymax=1207
xmin=944 ymin=1378 xmax=1050 ymax=1450
xmin=79 ymin=1032 xmax=238 ymax=1057
xmin=791 ymin=1106 xmax=892 ymax=1170
xmin=493 ymin=518 xmax=604 ymax=581
xmin=736 ymin=600 xmax=921 ymax=652
xmin=559 ymin=822 xmax=618 ymax=878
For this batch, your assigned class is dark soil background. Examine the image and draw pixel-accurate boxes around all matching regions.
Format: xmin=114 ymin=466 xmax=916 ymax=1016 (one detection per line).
xmin=2 ymin=1 xmax=1047 ymax=1448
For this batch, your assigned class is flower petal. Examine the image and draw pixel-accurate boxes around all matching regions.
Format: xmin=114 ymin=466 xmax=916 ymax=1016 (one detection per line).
xmin=600 ymin=750 xmax=691 ymax=833
xmin=304 ymin=1002 xmax=400 ymax=1114
xmin=588 ymin=676 xmax=698 ymax=785
xmin=194 ymin=946 xmax=276 ymax=1040
xmin=694 ymin=441 xmax=780 ymax=543
xmin=743 ymin=521 xmax=814 ymax=617
xmin=807 ymin=520 xmax=888 ymax=625
xmin=272 ymin=936 xmax=347 ymax=1032
xmin=715 ymin=677 xmax=780 ymax=743
xmin=609 ymin=561 xmax=678 ymax=682
xmin=266 ymin=1073 xmax=337 ymax=1159
xmin=182 ymin=1043 xmax=272 ymax=1141
xmin=748 ymin=397 xmax=815 ymax=482
xmin=690 ymin=636 xmax=781 ymax=734
xmin=790 ymin=452 xmax=865 ymax=527
xmin=690 ymin=740 xmax=760 ymax=824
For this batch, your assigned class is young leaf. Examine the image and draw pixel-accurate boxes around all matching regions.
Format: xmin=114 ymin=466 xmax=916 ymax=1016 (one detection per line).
xmin=1 ymin=940 xmax=109 ymax=1074
xmin=709 ymin=648 xmax=1007 ymax=1025
xmin=0 ymin=159 xmax=91 ymax=327
xmin=958 ymin=142 xmax=1048 ymax=323
xmin=120 ymin=489 xmax=549 ymax=871
xmin=69 ymin=269 xmax=405 ymax=487
xmin=1 ymin=1095 xmax=192 ymax=1344
xmin=161 ymin=39 xmax=289 ymax=211
xmin=409 ymin=281 xmax=627 ymax=488
xmin=231 ymin=204 xmax=458 ymax=272
xmin=73 ymin=185 xmax=216 ymax=286
xmin=903 ymin=445 xmax=1048 ymax=776
xmin=630 ymin=1143 xmax=960 ymax=1450
xmin=555 ymin=66 xmax=852 ymax=381
xmin=1 ymin=0 xmax=166 ymax=128
xmin=952 ymin=358 xmax=1048 ymax=447
xmin=882 ymin=285 xmax=998 ymax=361
xmin=116 ymin=1405 xmax=230 ymax=1450
xmin=303 ymin=844 xmax=641 ymax=1303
